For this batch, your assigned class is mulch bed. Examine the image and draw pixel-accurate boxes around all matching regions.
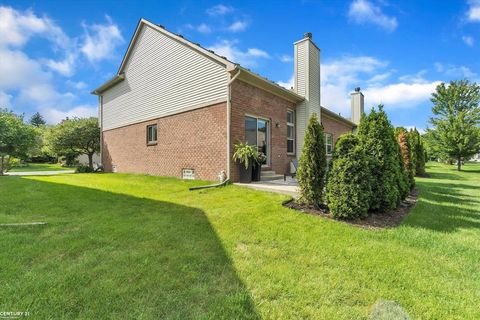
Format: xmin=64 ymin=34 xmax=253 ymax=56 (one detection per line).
xmin=283 ymin=189 xmax=419 ymax=229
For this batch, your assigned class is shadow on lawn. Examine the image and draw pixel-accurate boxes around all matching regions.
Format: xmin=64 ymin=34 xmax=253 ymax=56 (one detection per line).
xmin=404 ymin=180 xmax=480 ymax=233
xmin=0 ymin=177 xmax=259 ymax=319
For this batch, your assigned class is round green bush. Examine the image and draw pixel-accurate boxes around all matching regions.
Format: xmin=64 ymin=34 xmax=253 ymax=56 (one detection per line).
xmin=326 ymin=133 xmax=372 ymax=219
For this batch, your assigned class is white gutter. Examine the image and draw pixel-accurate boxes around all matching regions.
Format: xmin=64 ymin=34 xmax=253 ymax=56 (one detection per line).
xmin=226 ymin=68 xmax=241 ymax=180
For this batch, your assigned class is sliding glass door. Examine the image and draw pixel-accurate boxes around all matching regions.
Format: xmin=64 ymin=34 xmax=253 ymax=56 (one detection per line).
xmin=245 ymin=116 xmax=270 ymax=166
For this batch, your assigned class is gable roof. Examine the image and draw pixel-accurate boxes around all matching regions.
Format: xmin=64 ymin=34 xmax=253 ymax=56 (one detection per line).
xmin=92 ymin=18 xmax=303 ymax=103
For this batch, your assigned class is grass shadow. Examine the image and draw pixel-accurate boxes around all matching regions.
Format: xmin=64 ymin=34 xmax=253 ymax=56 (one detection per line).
xmin=403 ymin=180 xmax=480 ymax=233
xmin=0 ymin=176 xmax=259 ymax=319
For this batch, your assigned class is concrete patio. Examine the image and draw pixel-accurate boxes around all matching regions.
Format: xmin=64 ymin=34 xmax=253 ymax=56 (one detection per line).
xmin=235 ymin=176 xmax=299 ymax=197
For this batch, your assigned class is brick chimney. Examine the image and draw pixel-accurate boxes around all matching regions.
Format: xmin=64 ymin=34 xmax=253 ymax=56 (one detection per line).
xmin=294 ymin=32 xmax=321 ymax=156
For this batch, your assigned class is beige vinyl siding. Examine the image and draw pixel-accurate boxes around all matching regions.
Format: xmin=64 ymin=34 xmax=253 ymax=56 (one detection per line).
xmin=295 ymin=41 xmax=307 ymax=97
xmin=102 ymin=24 xmax=228 ymax=131
xmin=294 ymin=41 xmax=307 ymax=156
xmin=294 ymin=39 xmax=321 ymax=156
xmin=308 ymin=41 xmax=321 ymax=117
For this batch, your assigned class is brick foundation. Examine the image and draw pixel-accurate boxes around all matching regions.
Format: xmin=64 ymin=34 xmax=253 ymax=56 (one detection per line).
xmin=102 ymin=102 xmax=227 ymax=181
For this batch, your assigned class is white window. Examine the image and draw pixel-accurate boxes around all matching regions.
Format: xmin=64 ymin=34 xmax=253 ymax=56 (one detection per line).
xmin=325 ymin=133 xmax=333 ymax=155
xmin=287 ymin=110 xmax=295 ymax=154
xmin=147 ymin=124 xmax=157 ymax=144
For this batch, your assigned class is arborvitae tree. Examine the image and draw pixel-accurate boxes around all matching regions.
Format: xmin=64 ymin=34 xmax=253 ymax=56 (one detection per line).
xmin=30 ymin=112 xmax=46 ymax=127
xmin=397 ymin=128 xmax=415 ymax=190
xmin=357 ymin=105 xmax=400 ymax=212
xmin=326 ymin=133 xmax=372 ymax=219
xmin=430 ymin=80 xmax=480 ymax=171
xmin=296 ymin=113 xmax=327 ymax=209
xmin=409 ymin=128 xmax=426 ymax=175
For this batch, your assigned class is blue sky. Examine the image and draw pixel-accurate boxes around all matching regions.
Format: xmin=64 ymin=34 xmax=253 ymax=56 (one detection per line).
xmin=1 ymin=0 xmax=479 ymax=131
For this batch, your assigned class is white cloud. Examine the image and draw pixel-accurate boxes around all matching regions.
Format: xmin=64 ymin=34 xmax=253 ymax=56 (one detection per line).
xmin=0 ymin=6 xmax=70 ymax=48
xmin=367 ymin=71 xmax=392 ymax=84
xmin=0 ymin=91 xmax=12 ymax=107
xmin=277 ymin=75 xmax=294 ymax=90
xmin=228 ymin=20 xmax=248 ymax=32
xmin=66 ymin=80 xmax=88 ymax=90
xmin=40 ymin=104 xmax=97 ymax=123
xmin=280 ymin=55 xmax=440 ymax=116
xmin=462 ymin=35 xmax=475 ymax=46
xmin=434 ymin=62 xmax=477 ymax=79
xmin=80 ymin=15 xmax=124 ymax=62
xmin=206 ymin=4 xmax=234 ymax=16
xmin=45 ymin=53 xmax=76 ymax=76
xmin=246 ymin=48 xmax=269 ymax=58
xmin=348 ymin=0 xmax=398 ymax=32
xmin=0 ymin=7 xmax=103 ymax=124
xmin=279 ymin=54 xmax=293 ymax=63
xmin=364 ymin=81 xmax=440 ymax=109
xmin=197 ymin=23 xmax=212 ymax=34
xmin=467 ymin=0 xmax=480 ymax=22
xmin=208 ymin=40 xmax=270 ymax=67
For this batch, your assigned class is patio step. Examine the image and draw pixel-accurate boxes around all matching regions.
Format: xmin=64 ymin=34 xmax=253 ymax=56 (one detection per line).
xmin=261 ymin=170 xmax=284 ymax=181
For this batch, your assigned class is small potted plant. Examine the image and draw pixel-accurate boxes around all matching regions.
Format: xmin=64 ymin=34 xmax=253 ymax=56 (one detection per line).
xmin=252 ymin=152 xmax=266 ymax=181
xmin=233 ymin=142 xmax=258 ymax=183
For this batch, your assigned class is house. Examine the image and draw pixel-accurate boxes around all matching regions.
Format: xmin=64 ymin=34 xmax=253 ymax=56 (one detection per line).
xmin=92 ymin=19 xmax=364 ymax=182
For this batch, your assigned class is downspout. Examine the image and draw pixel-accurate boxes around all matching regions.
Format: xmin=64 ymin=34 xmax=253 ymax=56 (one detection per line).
xmin=226 ymin=67 xmax=241 ymax=180
xmin=99 ymin=95 xmax=104 ymax=165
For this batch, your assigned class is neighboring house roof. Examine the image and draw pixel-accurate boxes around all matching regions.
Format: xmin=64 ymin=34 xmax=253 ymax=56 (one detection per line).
xmin=92 ymin=18 xmax=303 ymax=103
xmin=321 ymin=106 xmax=357 ymax=127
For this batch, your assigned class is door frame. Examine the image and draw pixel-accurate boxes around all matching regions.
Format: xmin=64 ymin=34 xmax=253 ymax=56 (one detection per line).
xmin=245 ymin=114 xmax=271 ymax=167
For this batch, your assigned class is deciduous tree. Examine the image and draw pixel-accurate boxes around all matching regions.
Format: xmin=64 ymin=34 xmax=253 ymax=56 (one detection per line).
xmin=44 ymin=117 xmax=100 ymax=169
xmin=0 ymin=109 xmax=37 ymax=175
xmin=430 ymin=80 xmax=480 ymax=171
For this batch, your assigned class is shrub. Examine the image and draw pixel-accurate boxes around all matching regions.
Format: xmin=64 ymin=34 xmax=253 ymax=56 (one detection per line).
xmin=396 ymin=128 xmax=415 ymax=190
xmin=326 ymin=134 xmax=372 ymax=219
xmin=75 ymin=165 xmax=94 ymax=173
xmin=296 ymin=113 xmax=327 ymax=209
xmin=357 ymin=106 xmax=400 ymax=212
xmin=409 ymin=128 xmax=426 ymax=175
xmin=395 ymin=141 xmax=410 ymax=201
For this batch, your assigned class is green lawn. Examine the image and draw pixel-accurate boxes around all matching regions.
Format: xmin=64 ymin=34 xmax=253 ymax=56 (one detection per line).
xmin=0 ymin=163 xmax=479 ymax=319
xmin=9 ymin=163 xmax=74 ymax=172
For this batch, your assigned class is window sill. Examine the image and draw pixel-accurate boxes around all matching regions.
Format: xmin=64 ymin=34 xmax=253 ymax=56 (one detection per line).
xmin=287 ymin=153 xmax=296 ymax=156
xmin=147 ymin=142 xmax=157 ymax=146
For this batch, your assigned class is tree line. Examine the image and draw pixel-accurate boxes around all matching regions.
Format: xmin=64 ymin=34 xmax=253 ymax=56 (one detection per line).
xmin=296 ymin=79 xmax=479 ymax=219
xmin=0 ymin=110 xmax=100 ymax=175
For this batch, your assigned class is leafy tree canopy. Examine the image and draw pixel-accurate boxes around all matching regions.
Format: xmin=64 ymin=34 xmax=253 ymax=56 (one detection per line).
xmin=44 ymin=117 xmax=100 ymax=168
xmin=0 ymin=109 xmax=37 ymax=174
xmin=429 ymin=80 xmax=480 ymax=170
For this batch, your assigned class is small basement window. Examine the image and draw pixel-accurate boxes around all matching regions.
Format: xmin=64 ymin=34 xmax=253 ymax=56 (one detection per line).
xmin=147 ymin=124 xmax=157 ymax=145
xmin=325 ymin=133 xmax=333 ymax=155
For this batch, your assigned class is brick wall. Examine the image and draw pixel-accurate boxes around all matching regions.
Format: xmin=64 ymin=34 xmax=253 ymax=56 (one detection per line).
xmin=322 ymin=113 xmax=355 ymax=157
xmin=230 ymin=80 xmax=296 ymax=181
xmin=102 ymin=102 xmax=227 ymax=181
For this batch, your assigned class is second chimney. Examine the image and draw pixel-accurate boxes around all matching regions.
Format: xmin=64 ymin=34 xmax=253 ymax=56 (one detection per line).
xmin=350 ymin=87 xmax=364 ymax=125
